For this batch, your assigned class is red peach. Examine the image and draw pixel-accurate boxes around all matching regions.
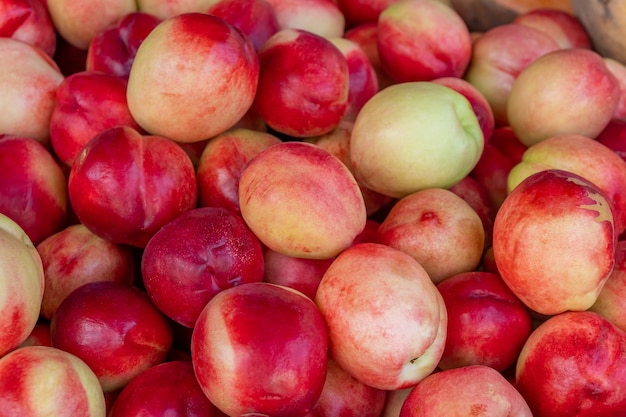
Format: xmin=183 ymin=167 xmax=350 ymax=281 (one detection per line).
xmin=36 ymin=223 xmax=136 ymax=320
xmin=196 ymin=128 xmax=281 ymax=214
xmin=448 ymin=175 xmax=496 ymax=250
xmin=436 ymin=271 xmax=532 ymax=371
xmin=336 ymin=0 xmax=398 ymax=28
xmin=493 ymin=169 xmax=617 ymax=315
xmin=86 ymin=12 xmax=162 ymax=79
xmin=0 ymin=0 xmax=56 ymax=56
xmin=329 ymin=37 xmax=379 ymax=122
xmin=343 ymin=22 xmax=394 ymax=90
xmin=263 ymin=249 xmax=334 ymax=300
xmin=0 ymin=135 xmax=68 ymax=246
xmin=0 ymin=346 xmax=106 ymax=416
xmin=377 ymin=0 xmax=472 ymax=83
xmin=470 ymin=141 xmax=517 ymax=210
xmin=206 ymin=0 xmax=279 ymax=51
xmin=253 ymin=29 xmax=349 ymax=138
xmin=50 ymin=281 xmax=173 ymax=392
xmin=127 ymin=12 xmax=259 ymax=143
xmin=50 ymin=71 xmax=143 ymax=166
xmin=141 ymin=207 xmax=265 ymax=328
xmin=108 ymin=360 xmax=221 ymax=416
xmin=516 ymin=311 xmax=626 ymax=416
xmin=191 ymin=282 xmax=328 ymax=416
xmin=68 ymin=126 xmax=198 ymax=248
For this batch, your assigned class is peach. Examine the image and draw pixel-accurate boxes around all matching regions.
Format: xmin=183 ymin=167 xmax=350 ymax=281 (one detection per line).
xmin=191 ymin=282 xmax=328 ymax=416
xmin=50 ymin=70 xmax=143 ymax=166
xmin=86 ymin=12 xmax=162 ymax=79
xmin=47 ymin=0 xmax=137 ymax=50
xmin=471 ymin=141 xmax=518 ymax=210
xmin=315 ymin=243 xmax=447 ymax=390
xmin=263 ymin=249 xmax=334 ymax=300
xmin=336 ymin=0 xmax=398 ymax=28
xmin=604 ymin=57 xmax=626 ymax=120
xmin=507 ymin=134 xmax=626 ymax=236
xmin=136 ymin=0 xmax=216 ymax=19
xmin=507 ymin=48 xmax=620 ymax=146
xmin=0 ymin=346 xmax=106 ymax=416
xmin=205 ymin=0 xmax=279 ymax=51
xmin=377 ymin=0 xmax=472 ymax=83
xmin=0 ymin=135 xmax=68 ymax=246
xmin=436 ymin=271 xmax=532 ymax=371
xmin=400 ymin=365 xmax=532 ymax=416
xmin=264 ymin=0 xmax=345 ymax=38
xmin=464 ymin=23 xmax=560 ymax=127
xmin=127 ymin=12 xmax=259 ymax=143
xmin=196 ymin=128 xmax=281 ymax=214
xmin=0 ymin=0 xmax=56 ymax=56
xmin=343 ymin=22 xmax=394 ymax=90
xmin=328 ymin=37 xmax=379 ymax=122
xmin=493 ymin=169 xmax=617 ymax=315
xmin=516 ymin=311 xmax=626 ymax=416
xmin=253 ymin=29 xmax=349 ymax=138
xmin=108 ymin=360 xmax=221 ymax=416
xmin=350 ymin=82 xmax=484 ymax=199
xmin=36 ymin=223 xmax=136 ymax=320
xmin=307 ymin=356 xmax=387 ymax=417
xmin=50 ymin=281 xmax=173 ymax=392
xmin=238 ymin=141 xmax=366 ymax=259
xmin=589 ymin=240 xmax=626 ymax=332
xmin=448 ymin=175 xmax=497 ymax=250
xmin=512 ymin=8 xmax=591 ymax=49
xmin=68 ymin=126 xmax=198 ymax=248
xmin=0 ymin=213 xmax=44 ymax=357
xmin=0 ymin=37 xmax=64 ymax=145
xmin=377 ymin=188 xmax=485 ymax=284
xmin=141 ymin=207 xmax=265 ymax=328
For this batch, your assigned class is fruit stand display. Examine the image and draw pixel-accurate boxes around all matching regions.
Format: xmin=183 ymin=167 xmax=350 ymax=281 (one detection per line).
xmin=1 ymin=0 xmax=625 ymax=416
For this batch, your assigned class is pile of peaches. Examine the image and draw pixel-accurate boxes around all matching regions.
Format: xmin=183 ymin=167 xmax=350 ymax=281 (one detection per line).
xmin=1 ymin=0 xmax=625 ymax=416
